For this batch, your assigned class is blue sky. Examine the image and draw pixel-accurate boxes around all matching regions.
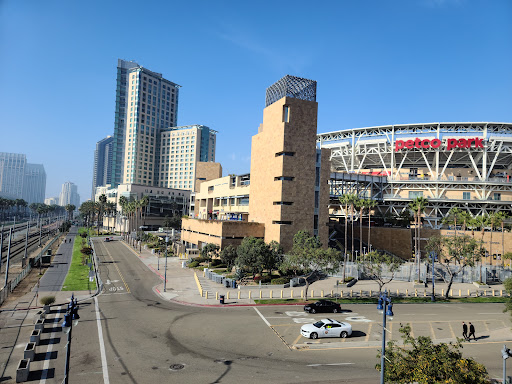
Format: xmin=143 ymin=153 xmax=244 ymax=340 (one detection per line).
xmin=1 ymin=0 xmax=511 ymax=202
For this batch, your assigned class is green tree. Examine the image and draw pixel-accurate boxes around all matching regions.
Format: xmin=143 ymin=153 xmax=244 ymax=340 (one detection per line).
xmin=219 ymin=245 xmax=238 ymax=268
xmin=236 ymin=237 xmax=268 ymax=278
xmin=283 ymin=230 xmax=342 ymax=300
xmin=376 ymin=324 xmax=488 ymax=384
xmin=262 ymin=240 xmax=284 ymax=276
xmin=357 ymin=251 xmax=403 ymax=293
xmin=200 ymin=243 xmax=220 ymax=267
xmin=426 ymin=234 xmax=484 ymax=298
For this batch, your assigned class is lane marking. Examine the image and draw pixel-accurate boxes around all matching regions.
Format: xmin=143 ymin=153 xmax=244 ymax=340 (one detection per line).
xmin=254 ymin=307 xmax=271 ymax=327
xmin=477 ymin=313 xmax=504 ymax=315
xmin=448 ymin=322 xmax=456 ymax=338
xmin=365 ymin=323 xmax=372 ymax=342
xmin=429 ymin=322 xmax=436 ymax=339
xmin=39 ymin=306 xmax=61 ymax=384
xmin=103 ymin=246 xmax=130 ymax=293
xmin=292 ymin=334 xmax=303 ymax=345
xmin=307 ymin=363 xmax=354 ymax=366
xmin=95 ymin=296 xmax=110 ymax=384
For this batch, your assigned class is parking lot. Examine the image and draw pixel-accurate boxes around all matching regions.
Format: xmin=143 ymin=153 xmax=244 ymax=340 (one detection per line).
xmin=252 ymin=303 xmax=512 ymax=351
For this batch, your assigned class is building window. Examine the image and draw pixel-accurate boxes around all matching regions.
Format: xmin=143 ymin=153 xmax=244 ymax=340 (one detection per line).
xmin=463 ymin=192 xmax=471 ymax=200
xmin=275 ymin=176 xmax=294 ymax=181
xmin=314 ymin=191 xmax=319 ymax=209
xmin=494 ymin=193 xmax=501 ymax=201
xmin=275 ymin=151 xmax=295 ymax=157
xmin=315 ymin=167 xmax=320 ymax=187
xmin=408 ymin=191 xmax=424 ymax=199
xmin=283 ymin=105 xmax=290 ymax=123
xmin=273 ymin=201 xmax=293 ymax=205
xmin=273 ymin=220 xmax=292 ymax=225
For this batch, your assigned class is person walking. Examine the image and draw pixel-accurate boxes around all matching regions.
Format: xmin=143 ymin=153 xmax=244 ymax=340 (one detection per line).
xmin=468 ymin=322 xmax=476 ymax=341
xmin=462 ymin=322 xmax=468 ymax=340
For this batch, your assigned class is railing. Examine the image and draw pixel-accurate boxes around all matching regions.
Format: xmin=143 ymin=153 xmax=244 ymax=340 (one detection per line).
xmin=0 ymin=233 xmax=61 ymax=306
xmin=389 ymin=175 xmax=511 ymax=183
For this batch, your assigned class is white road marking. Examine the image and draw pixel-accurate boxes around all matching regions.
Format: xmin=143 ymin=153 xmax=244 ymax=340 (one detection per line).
xmin=285 ymin=311 xmax=307 ymax=317
xmin=477 ymin=313 xmax=503 ymax=315
xmin=95 ymin=297 xmax=110 ymax=384
xmin=307 ymin=363 xmax=355 ymax=366
xmin=254 ymin=307 xmax=271 ymax=327
xmin=293 ymin=318 xmax=315 ymax=323
xmin=39 ymin=306 xmax=61 ymax=384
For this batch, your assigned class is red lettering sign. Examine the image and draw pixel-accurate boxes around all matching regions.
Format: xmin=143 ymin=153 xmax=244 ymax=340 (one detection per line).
xmin=394 ymin=137 xmax=484 ymax=152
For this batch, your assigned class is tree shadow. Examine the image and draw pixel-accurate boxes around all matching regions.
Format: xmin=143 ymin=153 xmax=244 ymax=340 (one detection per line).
xmin=210 ymin=360 xmax=232 ymax=384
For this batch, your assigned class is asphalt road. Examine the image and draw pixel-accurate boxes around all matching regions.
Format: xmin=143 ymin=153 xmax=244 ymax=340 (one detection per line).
xmin=67 ymin=239 xmax=512 ymax=384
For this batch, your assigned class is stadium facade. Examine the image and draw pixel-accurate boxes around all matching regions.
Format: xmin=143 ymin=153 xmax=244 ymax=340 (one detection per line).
xmin=318 ymin=122 xmax=512 ymax=229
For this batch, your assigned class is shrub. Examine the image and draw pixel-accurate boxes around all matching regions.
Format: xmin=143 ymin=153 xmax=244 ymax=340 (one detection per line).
xmin=271 ymin=277 xmax=289 ymax=285
xmin=40 ymin=296 xmax=55 ymax=306
xmin=81 ymin=247 xmax=93 ymax=255
xmin=188 ymin=261 xmax=199 ymax=268
xmin=211 ymin=259 xmax=222 ymax=267
xmin=344 ymin=276 xmax=354 ymax=283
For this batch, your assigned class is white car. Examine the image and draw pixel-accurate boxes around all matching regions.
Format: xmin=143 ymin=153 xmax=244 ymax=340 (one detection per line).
xmin=300 ymin=318 xmax=352 ymax=339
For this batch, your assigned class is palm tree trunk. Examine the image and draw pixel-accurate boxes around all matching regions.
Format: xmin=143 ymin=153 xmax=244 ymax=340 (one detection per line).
xmin=503 ymin=222 xmax=505 ymax=267
xmin=359 ymin=207 xmax=363 ymax=258
xmin=368 ymin=211 xmax=371 ymax=252
xmin=350 ymin=204 xmax=355 ymax=260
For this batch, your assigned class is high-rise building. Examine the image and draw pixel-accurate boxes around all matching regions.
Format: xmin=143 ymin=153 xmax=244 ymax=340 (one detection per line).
xmin=59 ymin=181 xmax=80 ymax=207
xmin=158 ymin=125 xmax=217 ymax=190
xmin=92 ymin=135 xmax=114 ymax=198
xmin=111 ymin=59 xmax=180 ymax=187
xmin=23 ymin=163 xmax=46 ymax=204
xmin=45 ymin=197 xmax=59 ymax=206
xmin=0 ymin=152 xmax=26 ymax=199
xmin=0 ymin=152 xmax=47 ymax=204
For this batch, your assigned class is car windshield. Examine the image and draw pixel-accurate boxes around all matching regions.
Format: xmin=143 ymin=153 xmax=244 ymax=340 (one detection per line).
xmin=313 ymin=321 xmax=324 ymax=328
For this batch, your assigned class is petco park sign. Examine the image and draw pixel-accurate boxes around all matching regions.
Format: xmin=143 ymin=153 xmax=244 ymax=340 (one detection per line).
xmin=395 ymin=137 xmax=484 ymax=152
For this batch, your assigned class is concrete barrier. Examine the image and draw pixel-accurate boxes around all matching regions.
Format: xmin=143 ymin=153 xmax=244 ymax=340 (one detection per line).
xmin=23 ymin=342 xmax=35 ymax=361
xmin=16 ymin=359 xmax=30 ymax=383
xmin=34 ymin=319 xmax=44 ymax=330
xmin=30 ymin=330 xmax=40 ymax=346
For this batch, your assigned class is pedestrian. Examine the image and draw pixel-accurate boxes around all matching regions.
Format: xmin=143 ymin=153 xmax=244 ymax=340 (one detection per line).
xmin=462 ymin=322 xmax=468 ymax=340
xmin=468 ymin=322 xmax=476 ymax=341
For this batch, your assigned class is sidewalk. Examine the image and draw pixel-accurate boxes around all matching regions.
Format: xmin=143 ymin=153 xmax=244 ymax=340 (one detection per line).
xmin=121 ymin=239 xmax=506 ymax=306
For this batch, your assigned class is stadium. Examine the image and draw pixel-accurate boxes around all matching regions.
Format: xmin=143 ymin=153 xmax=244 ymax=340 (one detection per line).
xmin=318 ymin=122 xmax=512 ymax=229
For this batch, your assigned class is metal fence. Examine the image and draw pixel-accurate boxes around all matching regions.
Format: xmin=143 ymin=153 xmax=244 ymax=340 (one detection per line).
xmin=0 ymin=234 xmax=61 ymax=306
xmin=332 ymin=262 xmax=510 ymax=284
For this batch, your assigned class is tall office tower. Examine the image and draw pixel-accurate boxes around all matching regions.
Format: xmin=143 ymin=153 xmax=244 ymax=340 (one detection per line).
xmin=59 ymin=181 xmax=80 ymax=207
xmin=0 ymin=152 xmax=26 ymax=199
xmin=249 ymin=75 xmax=330 ymax=251
xmin=92 ymin=136 xmax=114 ymax=198
xmin=158 ymin=125 xmax=217 ymax=190
xmin=23 ymin=163 xmax=46 ymax=204
xmin=111 ymin=59 xmax=180 ymax=187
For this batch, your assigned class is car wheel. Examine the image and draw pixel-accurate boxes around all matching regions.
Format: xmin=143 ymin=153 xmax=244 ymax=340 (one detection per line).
xmin=311 ymin=332 xmax=318 ymax=339
xmin=340 ymin=331 xmax=348 ymax=338
xmin=332 ymin=308 xmax=338 ymax=313
xmin=310 ymin=309 xmax=316 ymax=314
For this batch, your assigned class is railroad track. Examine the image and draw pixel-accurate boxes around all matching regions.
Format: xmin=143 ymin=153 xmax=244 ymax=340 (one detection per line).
xmin=0 ymin=228 xmax=53 ymax=267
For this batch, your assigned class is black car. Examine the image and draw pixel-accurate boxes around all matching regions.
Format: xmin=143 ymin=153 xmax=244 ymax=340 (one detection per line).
xmin=303 ymin=300 xmax=341 ymax=314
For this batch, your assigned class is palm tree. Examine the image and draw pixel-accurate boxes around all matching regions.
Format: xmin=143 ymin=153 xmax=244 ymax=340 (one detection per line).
xmin=106 ymin=201 xmax=116 ymax=232
xmin=365 ymin=199 xmax=377 ymax=252
xmin=347 ymin=193 xmax=359 ymax=260
xmin=445 ymin=207 xmax=463 ymax=237
xmin=338 ymin=195 xmax=350 ymax=259
xmin=496 ymin=212 xmax=508 ymax=266
xmin=97 ymin=194 xmax=107 ymax=235
xmin=65 ymin=204 xmax=75 ymax=221
xmin=139 ymin=195 xmax=149 ymax=228
xmin=408 ymin=196 xmax=428 ymax=282
xmin=118 ymin=196 xmax=128 ymax=238
xmin=356 ymin=198 xmax=365 ymax=257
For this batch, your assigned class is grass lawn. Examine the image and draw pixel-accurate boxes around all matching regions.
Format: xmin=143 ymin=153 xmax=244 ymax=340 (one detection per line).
xmin=62 ymin=228 xmax=97 ymax=292
xmin=254 ymin=296 xmax=509 ymax=305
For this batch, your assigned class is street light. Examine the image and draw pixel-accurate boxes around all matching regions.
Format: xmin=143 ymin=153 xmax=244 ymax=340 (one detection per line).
xmin=377 ymin=290 xmax=394 ymax=384
xmin=62 ymin=294 xmax=80 ymax=384
xmin=164 ymin=235 xmax=169 ymax=292
xmin=502 ymin=344 xmax=512 ymax=384
xmin=429 ymin=251 xmax=436 ymax=302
